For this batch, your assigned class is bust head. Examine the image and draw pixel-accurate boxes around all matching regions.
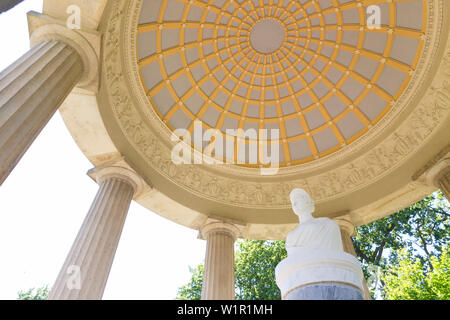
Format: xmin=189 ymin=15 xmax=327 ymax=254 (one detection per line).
xmin=289 ymin=188 xmax=315 ymax=222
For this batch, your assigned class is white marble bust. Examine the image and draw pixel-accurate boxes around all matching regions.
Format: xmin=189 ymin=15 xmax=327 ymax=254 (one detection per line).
xmin=286 ymin=188 xmax=343 ymax=253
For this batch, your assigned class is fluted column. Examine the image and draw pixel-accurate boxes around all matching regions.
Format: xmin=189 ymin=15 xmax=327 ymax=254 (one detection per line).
xmin=48 ymin=166 xmax=142 ymax=300
xmin=200 ymin=221 xmax=240 ymax=300
xmin=335 ymin=217 xmax=372 ymax=300
xmin=0 ymin=40 xmax=83 ymax=185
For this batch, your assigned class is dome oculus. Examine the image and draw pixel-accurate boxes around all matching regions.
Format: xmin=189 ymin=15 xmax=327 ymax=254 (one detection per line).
xmin=250 ymin=18 xmax=285 ymax=54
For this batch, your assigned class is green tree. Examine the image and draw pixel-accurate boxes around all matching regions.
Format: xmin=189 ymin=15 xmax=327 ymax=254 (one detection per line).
xmin=177 ymin=191 xmax=449 ymax=300
xmin=382 ymin=247 xmax=449 ymax=300
xmin=235 ymin=240 xmax=286 ymax=300
xmin=17 ymin=285 xmax=49 ymax=300
xmin=176 ymin=265 xmax=204 ymax=300
xmin=176 ymin=240 xmax=287 ymax=300
xmin=353 ymin=191 xmax=449 ymax=297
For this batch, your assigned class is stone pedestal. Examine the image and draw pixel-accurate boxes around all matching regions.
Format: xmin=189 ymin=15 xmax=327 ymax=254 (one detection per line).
xmin=0 ymin=40 xmax=83 ymax=185
xmin=200 ymin=222 xmax=239 ymax=300
xmin=285 ymin=283 xmax=364 ymax=300
xmin=48 ymin=166 xmax=141 ymax=300
xmin=275 ymin=248 xmax=364 ymax=300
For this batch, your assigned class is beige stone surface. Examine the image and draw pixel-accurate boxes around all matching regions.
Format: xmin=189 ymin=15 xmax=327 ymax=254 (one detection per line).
xmin=439 ymin=171 xmax=450 ymax=201
xmin=335 ymin=217 xmax=372 ymax=300
xmin=58 ymin=87 xmax=119 ymax=165
xmin=200 ymin=221 xmax=240 ymax=300
xmin=27 ymin=11 xmax=100 ymax=91
xmin=419 ymin=155 xmax=450 ymax=201
xmin=43 ymin=0 xmax=107 ymax=30
xmin=0 ymin=40 xmax=82 ymax=185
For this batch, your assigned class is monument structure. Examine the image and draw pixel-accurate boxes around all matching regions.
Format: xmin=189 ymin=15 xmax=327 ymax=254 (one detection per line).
xmin=276 ymin=188 xmax=364 ymax=300
xmin=0 ymin=0 xmax=449 ymax=300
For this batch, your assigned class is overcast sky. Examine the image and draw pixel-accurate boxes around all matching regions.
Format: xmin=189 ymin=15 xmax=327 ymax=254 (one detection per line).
xmin=0 ymin=0 xmax=206 ymax=299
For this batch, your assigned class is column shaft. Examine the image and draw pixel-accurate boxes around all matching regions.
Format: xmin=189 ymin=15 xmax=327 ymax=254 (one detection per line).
xmin=48 ymin=177 xmax=134 ymax=300
xmin=340 ymin=228 xmax=372 ymax=300
xmin=438 ymin=171 xmax=450 ymax=201
xmin=340 ymin=229 xmax=357 ymax=257
xmin=201 ymin=229 xmax=236 ymax=300
xmin=0 ymin=40 xmax=83 ymax=185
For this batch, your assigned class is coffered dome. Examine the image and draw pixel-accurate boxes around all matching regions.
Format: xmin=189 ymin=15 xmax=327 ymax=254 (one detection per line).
xmin=83 ymin=0 xmax=450 ymax=238
xmin=136 ymin=0 xmax=426 ymax=167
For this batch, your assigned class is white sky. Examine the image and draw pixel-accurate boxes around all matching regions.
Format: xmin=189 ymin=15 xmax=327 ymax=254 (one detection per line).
xmin=0 ymin=0 xmax=206 ymax=300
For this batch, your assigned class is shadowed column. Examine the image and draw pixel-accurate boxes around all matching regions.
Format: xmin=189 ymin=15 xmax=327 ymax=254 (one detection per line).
xmin=437 ymin=171 xmax=450 ymax=201
xmin=0 ymin=0 xmax=25 ymax=14
xmin=335 ymin=217 xmax=372 ymax=300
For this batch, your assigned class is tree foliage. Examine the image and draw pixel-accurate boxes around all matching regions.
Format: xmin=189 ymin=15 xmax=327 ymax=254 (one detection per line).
xmin=17 ymin=286 xmax=49 ymax=300
xmin=176 ymin=241 xmax=287 ymax=300
xmin=382 ymin=247 xmax=449 ymax=300
xmin=353 ymin=191 xmax=449 ymax=297
xmin=177 ymin=191 xmax=449 ymax=300
xmin=235 ymin=240 xmax=286 ymax=300
xmin=176 ymin=265 xmax=204 ymax=300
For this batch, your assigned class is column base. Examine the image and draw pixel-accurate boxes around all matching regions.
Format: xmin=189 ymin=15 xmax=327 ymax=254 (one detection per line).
xmin=276 ymin=248 xmax=365 ymax=300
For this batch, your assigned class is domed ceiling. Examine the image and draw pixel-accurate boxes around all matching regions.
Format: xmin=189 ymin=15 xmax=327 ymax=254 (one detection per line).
xmin=136 ymin=0 xmax=426 ymax=167
xmin=90 ymin=0 xmax=448 ymax=233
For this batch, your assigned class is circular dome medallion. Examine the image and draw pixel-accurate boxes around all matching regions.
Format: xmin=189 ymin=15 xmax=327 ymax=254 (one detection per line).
xmin=136 ymin=0 xmax=428 ymax=169
xmin=250 ymin=19 xmax=285 ymax=54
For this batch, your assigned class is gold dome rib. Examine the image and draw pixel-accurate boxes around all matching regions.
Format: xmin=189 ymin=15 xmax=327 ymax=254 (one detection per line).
xmin=137 ymin=0 xmax=427 ymax=167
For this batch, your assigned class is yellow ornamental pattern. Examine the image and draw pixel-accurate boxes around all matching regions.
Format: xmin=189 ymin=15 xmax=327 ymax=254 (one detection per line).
xmin=136 ymin=0 xmax=427 ymax=167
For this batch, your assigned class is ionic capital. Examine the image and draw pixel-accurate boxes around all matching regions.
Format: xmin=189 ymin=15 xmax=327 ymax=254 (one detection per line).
xmin=334 ymin=215 xmax=356 ymax=237
xmin=424 ymin=157 xmax=450 ymax=187
xmin=27 ymin=11 xmax=99 ymax=90
xmin=88 ymin=165 xmax=146 ymax=197
xmin=199 ymin=220 xmax=241 ymax=241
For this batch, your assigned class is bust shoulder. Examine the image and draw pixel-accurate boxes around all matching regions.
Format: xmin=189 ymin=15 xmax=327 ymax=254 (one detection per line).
xmin=286 ymin=217 xmax=343 ymax=251
xmin=307 ymin=217 xmax=336 ymax=225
